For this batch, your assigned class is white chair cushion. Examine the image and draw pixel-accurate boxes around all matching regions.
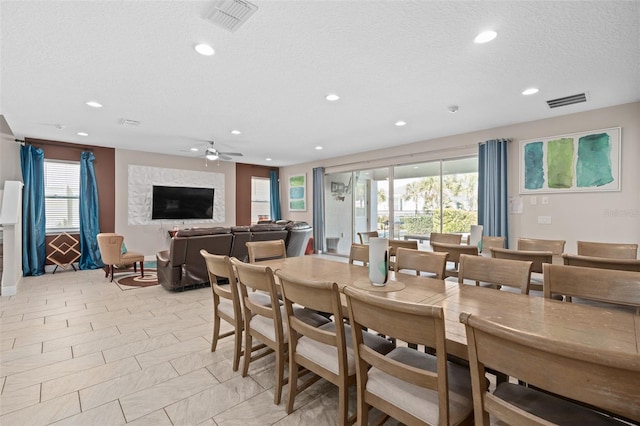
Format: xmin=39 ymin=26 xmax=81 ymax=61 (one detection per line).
xmin=217 ymin=297 xmax=235 ymax=318
xmin=296 ymin=322 xmax=394 ymax=376
xmin=366 ymin=347 xmax=473 ymax=425
xmin=250 ymin=305 xmax=330 ymax=343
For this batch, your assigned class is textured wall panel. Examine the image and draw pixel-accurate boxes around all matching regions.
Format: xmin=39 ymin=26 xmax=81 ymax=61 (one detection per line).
xmin=128 ymin=165 xmax=225 ymax=225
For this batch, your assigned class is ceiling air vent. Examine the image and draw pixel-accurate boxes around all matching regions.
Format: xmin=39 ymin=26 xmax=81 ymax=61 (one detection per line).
xmin=119 ymin=119 xmax=141 ymax=127
xmin=204 ymin=0 xmax=258 ymax=32
xmin=546 ymin=93 xmax=588 ymax=109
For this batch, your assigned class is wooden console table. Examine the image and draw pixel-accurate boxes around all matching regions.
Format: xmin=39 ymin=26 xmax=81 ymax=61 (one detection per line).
xmin=47 ymin=232 xmax=81 ymax=273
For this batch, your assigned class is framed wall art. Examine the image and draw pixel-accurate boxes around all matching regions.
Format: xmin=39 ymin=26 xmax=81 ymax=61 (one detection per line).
xmin=288 ymin=174 xmax=307 ymax=211
xmin=519 ymin=127 xmax=621 ymax=194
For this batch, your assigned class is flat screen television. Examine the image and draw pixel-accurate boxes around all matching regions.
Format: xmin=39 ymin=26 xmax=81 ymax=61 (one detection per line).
xmin=152 ymin=185 xmax=214 ymax=220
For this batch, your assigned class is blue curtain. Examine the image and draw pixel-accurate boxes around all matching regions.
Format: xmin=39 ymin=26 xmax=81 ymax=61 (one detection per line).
xmin=20 ymin=145 xmax=46 ymax=276
xmin=478 ymin=139 xmax=509 ymax=246
xmin=79 ymin=151 xmax=104 ymax=269
xmin=269 ymin=170 xmax=282 ymax=220
xmin=312 ymin=167 xmax=325 ymax=252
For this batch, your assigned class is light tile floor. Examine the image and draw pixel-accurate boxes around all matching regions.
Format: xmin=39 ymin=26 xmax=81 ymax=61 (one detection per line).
xmin=0 ymin=268 xmax=398 ymax=426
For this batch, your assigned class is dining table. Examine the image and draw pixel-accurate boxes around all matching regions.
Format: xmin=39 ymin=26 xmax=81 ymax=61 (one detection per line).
xmin=259 ymin=255 xmax=640 ymax=360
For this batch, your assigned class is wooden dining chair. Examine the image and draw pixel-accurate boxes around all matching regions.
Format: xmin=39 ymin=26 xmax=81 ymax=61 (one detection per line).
xmin=479 ymin=236 xmax=505 ymax=254
xmin=543 ymin=263 xmax=640 ymax=313
xmin=247 ymin=240 xmax=287 ymax=263
xmin=348 ymin=243 xmax=369 ymax=266
xmin=431 ymin=242 xmax=478 ymax=278
xmin=231 ymin=259 xmax=329 ymax=405
xmin=562 ymin=253 xmax=640 ymax=272
xmin=275 ymin=270 xmax=394 ymax=425
xmin=460 ymin=311 xmax=640 ymax=425
xmin=458 ymin=254 xmax=533 ymax=294
xmin=490 ymin=247 xmax=552 ymax=293
xmin=394 ymin=247 xmax=448 ymax=279
xmin=429 ymin=232 xmax=462 ymax=246
xmin=200 ymin=250 xmax=262 ymax=372
xmin=357 ymin=231 xmax=379 ymax=244
xmin=388 ymin=239 xmax=418 ymax=271
xmin=344 ymin=287 xmax=473 ymax=426
xmin=577 ymin=241 xmax=638 ymax=259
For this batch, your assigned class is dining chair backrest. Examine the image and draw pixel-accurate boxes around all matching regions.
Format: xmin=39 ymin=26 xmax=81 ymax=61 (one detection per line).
xmin=517 ymin=237 xmax=565 ymax=255
xmin=490 ymin=247 xmax=552 ymax=274
xmin=344 ymin=287 xmax=473 ymax=426
xmin=432 ymin=242 xmax=479 ymax=278
xmin=577 ymin=241 xmax=638 ymax=259
xmin=394 ymin=247 xmax=448 ymax=279
xmin=357 ymin=231 xmax=379 ymax=244
xmin=543 ymin=263 xmax=640 ymax=310
xmin=562 ymin=253 xmax=640 ymax=272
xmin=458 ymin=254 xmax=533 ymax=294
xmin=460 ymin=311 xmax=640 ymax=425
xmin=429 ymin=232 xmax=463 ymax=246
xmin=388 ymin=239 xmax=418 ymax=256
xmin=480 ymin=236 xmax=505 ymax=253
xmin=247 ymin=239 xmax=287 ymax=263
xmin=200 ymin=249 xmax=243 ymax=371
xmin=349 ymin=243 xmax=369 ymax=266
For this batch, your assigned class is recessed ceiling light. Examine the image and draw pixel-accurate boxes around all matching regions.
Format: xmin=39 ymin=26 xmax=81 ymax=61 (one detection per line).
xmin=395 ymin=121 xmax=407 ymax=127
xmin=474 ymin=30 xmax=497 ymax=44
xmin=448 ymin=105 xmax=459 ymax=113
xmin=413 ymin=166 xmax=419 ymax=169
xmin=522 ymin=88 xmax=539 ymax=95
xmin=325 ymin=94 xmax=340 ymax=101
xmin=85 ymin=100 xmax=102 ymax=108
xmin=77 ymin=131 xmax=89 ymax=137
xmin=265 ymin=158 xmax=272 ymax=161
xmin=190 ymin=147 xmax=199 ymax=152
xmin=231 ymin=129 xmax=241 ymax=135
xmin=194 ymin=43 xmax=215 ymax=56
xmin=315 ymin=146 xmax=323 ymax=150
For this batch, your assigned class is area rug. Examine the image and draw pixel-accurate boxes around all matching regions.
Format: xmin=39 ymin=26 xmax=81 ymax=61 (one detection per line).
xmin=113 ymin=261 xmax=159 ymax=290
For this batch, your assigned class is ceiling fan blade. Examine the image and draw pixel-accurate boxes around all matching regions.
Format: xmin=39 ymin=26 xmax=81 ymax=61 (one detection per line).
xmin=218 ymin=155 xmax=233 ymax=161
xmin=218 ymin=151 xmax=243 ymax=156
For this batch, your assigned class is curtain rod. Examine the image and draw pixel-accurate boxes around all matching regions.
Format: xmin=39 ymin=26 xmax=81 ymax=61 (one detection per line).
xmin=24 ymin=138 xmax=95 ymax=152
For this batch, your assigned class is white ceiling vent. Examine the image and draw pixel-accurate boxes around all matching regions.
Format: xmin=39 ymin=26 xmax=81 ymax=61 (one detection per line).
xmin=204 ymin=0 xmax=258 ymax=32
xmin=546 ymin=93 xmax=588 ymax=109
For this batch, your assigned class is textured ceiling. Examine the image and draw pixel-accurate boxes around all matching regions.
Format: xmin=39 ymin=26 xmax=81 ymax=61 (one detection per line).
xmin=1 ymin=1 xmax=639 ymax=166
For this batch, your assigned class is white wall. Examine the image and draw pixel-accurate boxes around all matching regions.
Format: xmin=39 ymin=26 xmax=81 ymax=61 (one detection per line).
xmin=280 ymin=102 xmax=640 ymax=254
xmin=115 ymin=149 xmax=237 ymax=256
xmin=0 ymin=115 xmax=22 ymax=187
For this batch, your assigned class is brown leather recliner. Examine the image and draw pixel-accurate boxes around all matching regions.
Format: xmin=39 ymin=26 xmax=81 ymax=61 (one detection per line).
xmin=157 ymin=227 xmax=233 ymax=290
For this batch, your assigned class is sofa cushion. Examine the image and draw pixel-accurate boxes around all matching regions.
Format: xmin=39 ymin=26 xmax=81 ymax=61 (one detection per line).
xmin=175 ymin=227 xmax=230 ymax=237
xmin=231 ymin=226 xmax=251 ymax=233
xmin=285 ymin=221 xmax=311 ymax=230
xmin=250 ymin=224 xmax=286 ymax=232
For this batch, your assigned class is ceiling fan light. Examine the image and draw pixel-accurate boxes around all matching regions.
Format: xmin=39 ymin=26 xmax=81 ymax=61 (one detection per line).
xmin=206 ymin=153 xmax=219 ymax=161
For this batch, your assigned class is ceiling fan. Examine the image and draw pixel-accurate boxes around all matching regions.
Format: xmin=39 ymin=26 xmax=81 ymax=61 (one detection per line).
xmin=204 ymin=141 xmax=243 ymax=162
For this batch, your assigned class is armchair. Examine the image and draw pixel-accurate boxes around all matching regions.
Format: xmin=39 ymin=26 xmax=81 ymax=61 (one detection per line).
xmin=97 ymin=233 xmax=144 ymax=282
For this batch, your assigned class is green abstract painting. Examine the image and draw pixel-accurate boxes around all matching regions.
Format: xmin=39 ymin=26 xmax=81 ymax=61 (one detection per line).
xmin=519 ymin=127 xmax=620 ymax=193
xmin=288 ymin=174 xmax=307 ymax=211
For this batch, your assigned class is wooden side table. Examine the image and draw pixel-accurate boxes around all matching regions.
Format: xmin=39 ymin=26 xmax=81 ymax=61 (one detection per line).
xmin=47 ymin=232 xmax=81 ymax=273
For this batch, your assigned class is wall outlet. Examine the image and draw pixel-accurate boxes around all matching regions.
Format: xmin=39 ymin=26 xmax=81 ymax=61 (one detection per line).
xmin=537 ymin=215 xmax=552 ymax=225
xmin=541 ymin=196 xmax=549 ymax=205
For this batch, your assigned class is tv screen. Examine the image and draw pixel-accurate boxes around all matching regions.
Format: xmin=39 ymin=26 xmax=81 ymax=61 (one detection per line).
xmin=152 ymin=185 xmax=214 ymax=220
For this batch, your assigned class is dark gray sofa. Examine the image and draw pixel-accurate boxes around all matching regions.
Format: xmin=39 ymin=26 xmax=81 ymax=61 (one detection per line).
xmin=156 ymin=221 xmax=312 ymax=291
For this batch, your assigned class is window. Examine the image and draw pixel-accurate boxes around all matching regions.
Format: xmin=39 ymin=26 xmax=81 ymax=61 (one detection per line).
xmin=324 ymin=156 xmax=478 ymax=255
xmin=44 ymin=160 xmax=80 ymax=232
xmin=251 ymin=177 xmax=271 ymax=224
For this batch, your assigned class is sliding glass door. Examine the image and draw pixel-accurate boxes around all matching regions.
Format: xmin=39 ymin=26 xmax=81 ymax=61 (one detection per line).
xmin=324 ymin=156 xmax=477 ymax=255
